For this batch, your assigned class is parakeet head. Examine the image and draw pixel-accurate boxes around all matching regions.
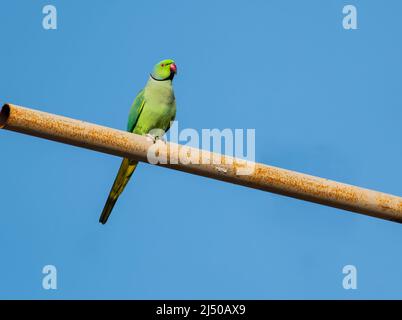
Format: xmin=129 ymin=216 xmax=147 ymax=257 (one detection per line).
xmin=151 ymin=59 xmax=177 ymax=81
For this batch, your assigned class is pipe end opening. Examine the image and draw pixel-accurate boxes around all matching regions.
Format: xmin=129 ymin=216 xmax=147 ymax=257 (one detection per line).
xmin=0 ymin=104 xmax=11 ymax=129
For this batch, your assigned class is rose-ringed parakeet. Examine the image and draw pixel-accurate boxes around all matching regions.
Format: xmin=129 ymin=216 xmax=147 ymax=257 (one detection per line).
xmin=99 ymin=59 xmax=177 ymax=224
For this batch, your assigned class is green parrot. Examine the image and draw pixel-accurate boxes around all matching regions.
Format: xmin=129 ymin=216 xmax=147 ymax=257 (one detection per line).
xmin=99 ymin=59 xmax=177 ymax=224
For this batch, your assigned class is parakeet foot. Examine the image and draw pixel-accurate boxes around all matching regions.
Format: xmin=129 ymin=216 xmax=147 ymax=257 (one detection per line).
xmin=145 ymin=133 xmax=166 ymax=144
xmin=145 ymin=133 xmax=157 ymax=143
xmin=156 ymin=136 xmax=167 ymax=144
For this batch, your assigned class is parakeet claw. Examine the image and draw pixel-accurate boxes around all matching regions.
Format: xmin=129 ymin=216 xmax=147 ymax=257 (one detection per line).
xmin=145 ymin=133 xmax=166 ymax=144
xmin=145 ymin=133 xmax=157 ymax=143
xmin=156 ymin=136 xmax=167 ymax=144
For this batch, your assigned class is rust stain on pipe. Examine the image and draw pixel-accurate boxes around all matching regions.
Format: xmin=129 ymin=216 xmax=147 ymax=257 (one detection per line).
xmin=1 ymin=103 xmax=402 ymax=223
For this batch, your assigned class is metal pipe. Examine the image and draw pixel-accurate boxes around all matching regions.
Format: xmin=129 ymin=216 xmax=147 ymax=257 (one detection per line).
xmin=1 ymin=103 xmax=402 ymax=223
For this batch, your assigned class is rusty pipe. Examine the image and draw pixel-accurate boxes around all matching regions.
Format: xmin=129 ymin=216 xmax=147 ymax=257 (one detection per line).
xmin=1 ymin=103 xmax=402 ymax=223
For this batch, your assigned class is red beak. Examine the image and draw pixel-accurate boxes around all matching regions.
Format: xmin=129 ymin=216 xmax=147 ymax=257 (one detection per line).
xmin=170 ymin=63 xmax=177 ymax=74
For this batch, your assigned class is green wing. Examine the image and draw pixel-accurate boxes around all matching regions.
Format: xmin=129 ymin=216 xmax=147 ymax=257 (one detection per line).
xmin=127 ymin=90 xmax=145 ymax=132
xmin=99 ymin=90 xmax=145 ymax=224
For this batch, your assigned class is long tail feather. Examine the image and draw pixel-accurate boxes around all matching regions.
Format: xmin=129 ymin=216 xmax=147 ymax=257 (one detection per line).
xmin=99 ymin=158 xmax=138 ymax=224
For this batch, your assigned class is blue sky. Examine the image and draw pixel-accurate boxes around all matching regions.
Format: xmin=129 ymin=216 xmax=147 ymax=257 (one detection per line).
xmin=0 ymin=0 xmax=402 ymax=299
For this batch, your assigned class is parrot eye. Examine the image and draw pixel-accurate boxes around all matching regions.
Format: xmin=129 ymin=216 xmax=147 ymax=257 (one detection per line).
xmin=161 ymin=64 xmax=165 ymax=67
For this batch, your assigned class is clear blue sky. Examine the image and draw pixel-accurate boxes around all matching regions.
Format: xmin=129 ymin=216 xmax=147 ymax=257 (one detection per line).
xmin=1 ymin=0 xmax=401 ymax=299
